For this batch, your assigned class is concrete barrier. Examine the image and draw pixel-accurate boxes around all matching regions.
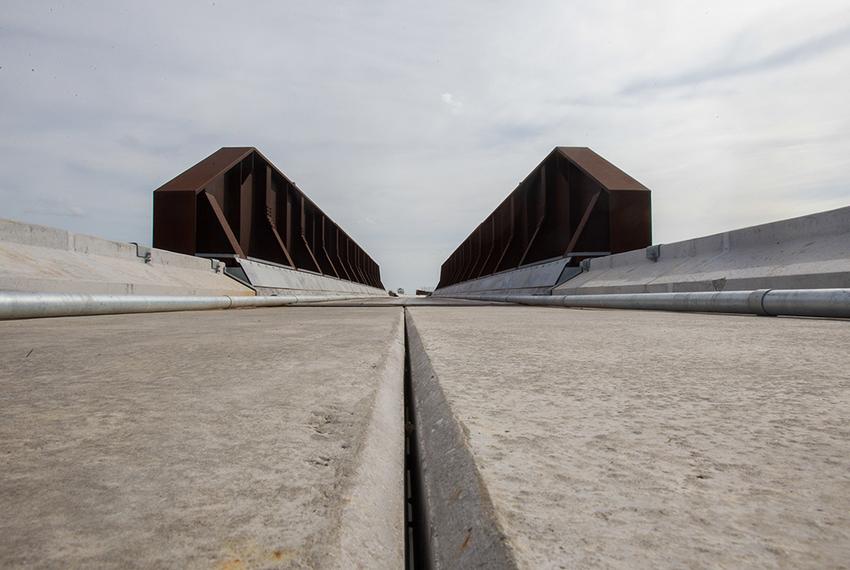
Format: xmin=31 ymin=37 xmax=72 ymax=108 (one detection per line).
xmin=554 ymin=205 xmax=850 ymax=295
xmin=432 ymin=257 xmax=579 ymax=297
xmin=236 ymin=257 xmax=387 ymax=297
xmin=0 ymin=219 xmax=253 ymax=296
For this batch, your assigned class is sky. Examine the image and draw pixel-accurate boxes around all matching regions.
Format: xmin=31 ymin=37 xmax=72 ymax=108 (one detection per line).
xmin=1 ymin=1 xmax=849 ymax=292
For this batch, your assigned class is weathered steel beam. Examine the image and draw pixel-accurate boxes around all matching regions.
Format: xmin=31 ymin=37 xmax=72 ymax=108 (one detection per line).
xmin=437 ymin=147 xmax=651 ymax=289
xmin=153 ymin=147 xmax=383 ymax=288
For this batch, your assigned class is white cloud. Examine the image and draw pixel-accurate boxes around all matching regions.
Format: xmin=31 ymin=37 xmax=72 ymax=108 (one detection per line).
xmin=441 ymin=92 xmax=463 ymax=113
xmin=1 ymin=0 xmax=849 ymax=291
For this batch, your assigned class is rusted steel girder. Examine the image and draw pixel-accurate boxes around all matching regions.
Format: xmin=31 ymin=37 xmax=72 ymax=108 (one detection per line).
xmin=153 ymin=147 xmax=383 ymax=289
xmin=438 ymin=147 xmax=651 ymax=288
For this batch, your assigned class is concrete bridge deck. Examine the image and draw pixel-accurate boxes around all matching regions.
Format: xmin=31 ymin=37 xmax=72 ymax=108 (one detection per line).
xmin=1 ymin=302 xmax=848 ymax=568
xmin=406 ymin=306 xmax=850 ymax=569
xmin=0 ymin=307 xmax=405 ymax=569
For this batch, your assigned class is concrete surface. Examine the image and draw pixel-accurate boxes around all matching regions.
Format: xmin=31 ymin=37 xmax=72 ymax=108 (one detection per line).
xmin=235 ymin=257 xmax=386 ymax=297
xmin=0 ymin=219 xmax=253 ymax=296
xmin=554 ymin=205 xmax=850 ymax=295
xmin=0 ymin=307 xmax=405 ymax=569
xmin=433 ymin=258 xmax=578 ymax=297
xmin=406 ymin=306 xmax=850 ymax=569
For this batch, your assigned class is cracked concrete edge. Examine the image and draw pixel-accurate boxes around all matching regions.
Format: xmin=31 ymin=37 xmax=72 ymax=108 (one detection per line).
xmin=329 ymin=309 xmax=406 ymax=569
xmin=405 ymin=310 xmax=519 ymax=570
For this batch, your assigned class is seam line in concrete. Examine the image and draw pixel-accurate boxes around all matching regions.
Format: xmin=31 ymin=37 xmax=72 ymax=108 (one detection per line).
xmin=331 ymin=308 xmax=406 ymax=569
xmin=405 ymin=309 xmax=519 ymax=569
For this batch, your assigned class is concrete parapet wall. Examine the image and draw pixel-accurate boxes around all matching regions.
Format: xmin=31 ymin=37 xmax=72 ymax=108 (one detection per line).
xmin=554 ymin=205 xmax=850 ymax=295
xmin=433 ymin=257 xmax=578 ymax=297
xmin=237 ymin=258 xmax=387 ymax=296
xmin=0 ymin=219 xmax=254 ymax=296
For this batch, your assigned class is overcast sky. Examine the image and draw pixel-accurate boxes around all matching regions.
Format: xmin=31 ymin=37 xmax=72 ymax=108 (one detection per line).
xmin=2 ymin=1 xmax=849 ymax=291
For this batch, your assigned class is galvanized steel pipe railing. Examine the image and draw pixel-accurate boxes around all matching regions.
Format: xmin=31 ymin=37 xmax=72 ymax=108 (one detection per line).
xmin=442 ymin=289 xmax=850 ymax=319
xmin=0 ymin=292 xmax=368 ymax=321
